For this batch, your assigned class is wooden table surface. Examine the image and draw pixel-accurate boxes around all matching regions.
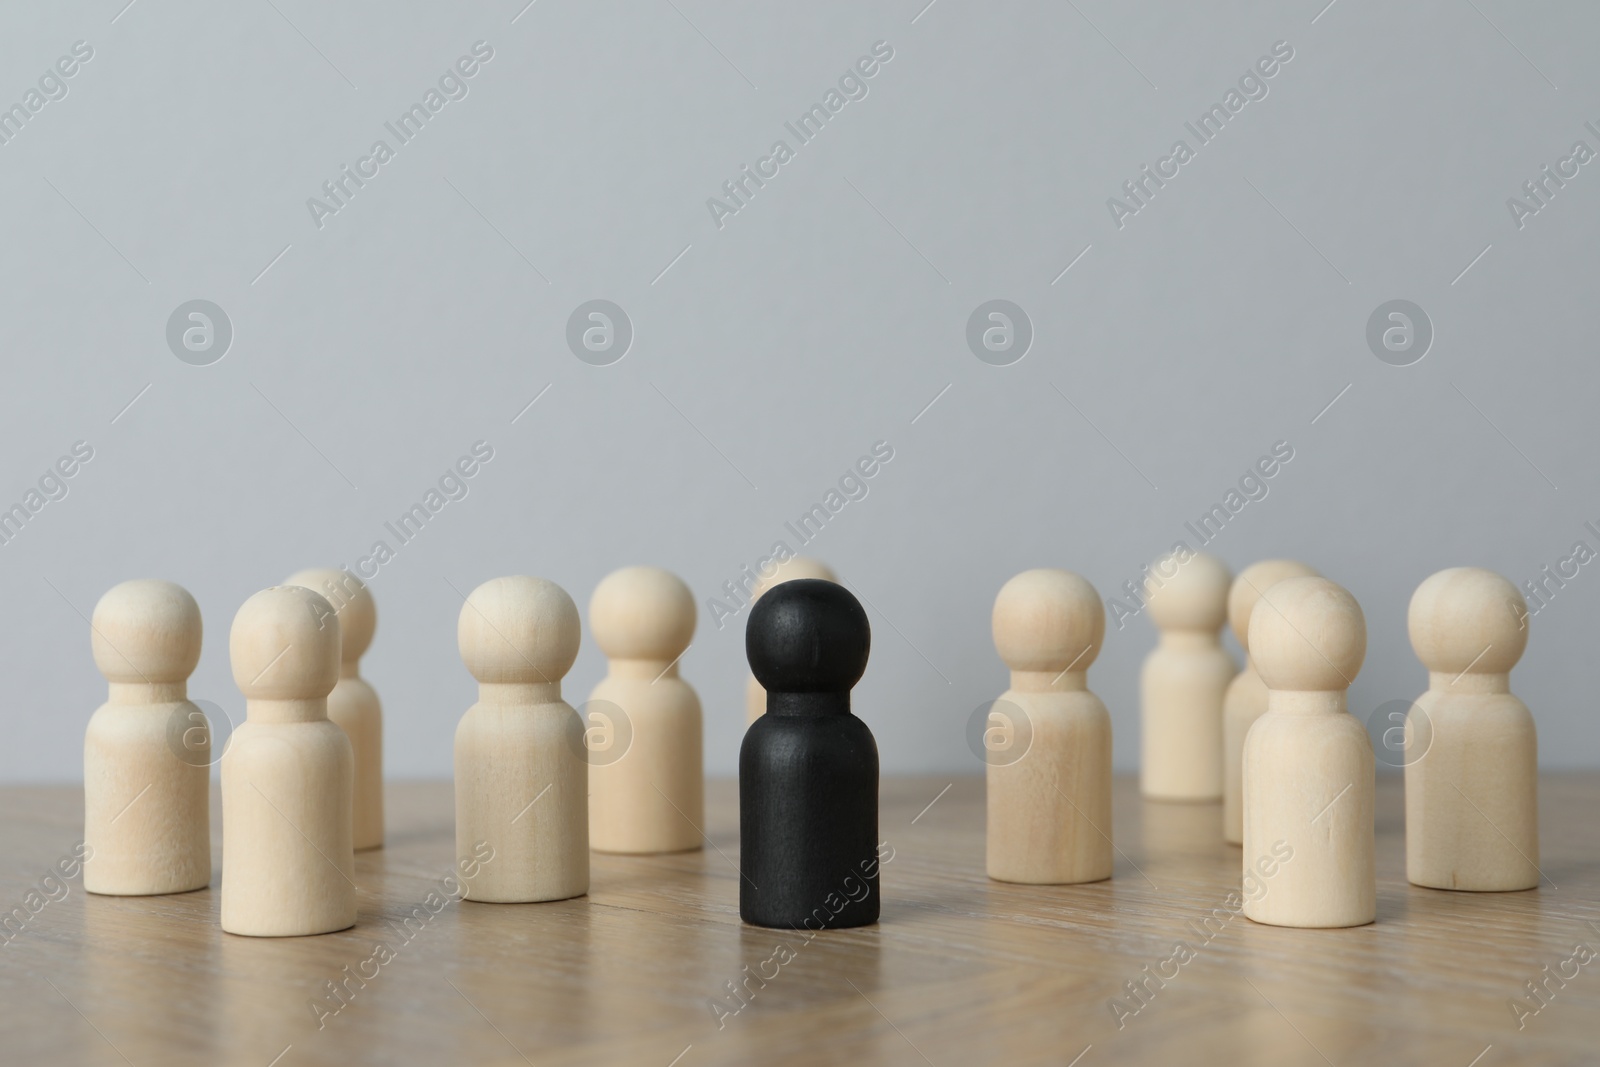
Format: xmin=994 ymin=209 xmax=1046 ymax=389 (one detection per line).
xmin=2 ymin=774 xmax=1597 ymax=1067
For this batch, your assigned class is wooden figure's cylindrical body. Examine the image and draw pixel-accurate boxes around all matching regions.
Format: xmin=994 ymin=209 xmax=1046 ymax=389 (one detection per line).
xmin=1241 ymin=693 xmax=1375 ymax=927
xmin=221 ymin=585 xmax=355 ymax=936
xmin=741 ymin=579 xmax=878 ymax=929
xmin=455 ymin=687 xmax=589 ymax=901
xmin=1405 ymin=679 xmax=1538 ymax=890
xmin=588 ymin=668 xmax=703 ymax=853
xmin=455 ymin=576 xmax=588 ymax=903
xmin=85 ymin=694 xmax=212 ymax=895
xmin=85 ymin=692 xmax=211 ymax=895
xmin=1222 ymin=666 xmax=1267 ymax=845
xmin=329 ymin=672 xmax=383 ymax=851
xmin=84 ymin=580 xmax=210 ymax=896
xmin=221 ymin=714 xmax=355 ymax=935
xmin=740 ymin=701 xmax=879 ymax=928
xmin=1224 ymin=560 xmax=1320 ymax=844
xmin=1404 ymin=567 xmax=1538 ymax=891
xmin=287 ymin=568 xmax=383 ymax=851
xmin=1141 ymin=636 xmax=1234 ymax=800
xmin=986 ymin=682 xmax=1112 ymax=883
xmin=1140 ymin=552 xmax=1233 ymax=801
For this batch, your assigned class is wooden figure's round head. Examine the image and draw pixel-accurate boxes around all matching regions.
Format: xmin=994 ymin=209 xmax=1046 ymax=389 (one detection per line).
xmin=229 ymin=586 xmax=341 ymax=700
xmin=458 ymin=576 xmax=580 ymax=685
xmin=746 ymin=578 xmax=869 ymax=693
xmin=991 ymin=568 xmax=1103 ymax=674
xmin=751 ymin=556 xmax=837 ymax=602
xmin=1228 ymin=559 xmax=1319 ymax=649
xmin=286 ymin=567 xmax=375 ymax=665
xmin=1249 ymin=576 xmax=1365 ymax=692
xmin=589 ymin=565 xmax=695 ymax=662
xmin=1144 ymin=551 xmax=1231 ymax=632
xmin=1408 ymin=566 xmax=1528 ymax=675
xmin=92 ymin=579 xmax=202 ymax=684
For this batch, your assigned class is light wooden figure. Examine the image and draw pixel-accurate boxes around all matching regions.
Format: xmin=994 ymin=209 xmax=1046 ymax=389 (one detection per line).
xmin=84 ymin=579 xmax=210 ymax=895
xmin=1406 ymin=567 xmax=1538 ymax=891
xmin=1140 ymin=551 xmax=1234 ymax=801
xmin=746 ymin=557 xmax=837 ymax=723
xmin=286 ymin=568 xmax=383 ymax=851
xmin=221 ymin=586 xmax=355 ymax=936
xmin=588 ymin=566 xmax=703 ymax=854
xmin=456 ymin=576 xmax=588 ymax=902
xmin=1223 ymin=560 xmax=1319 ymax=845
xmin=1243 ymin=576 xmax=1374 ymax=928
xmin=986 ymin=569 xmax=1112 ymax=884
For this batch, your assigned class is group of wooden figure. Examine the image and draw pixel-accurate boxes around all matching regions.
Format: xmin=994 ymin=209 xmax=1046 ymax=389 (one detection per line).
xmin=79 ymin=551 xmax=1536 ymax=938
xmin=994 ymin=555 xmax=1538 ymax=929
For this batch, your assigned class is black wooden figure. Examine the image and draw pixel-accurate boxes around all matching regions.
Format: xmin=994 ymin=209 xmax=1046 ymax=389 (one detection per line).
xmin=740 ymin=578 xmax=880 ymax=929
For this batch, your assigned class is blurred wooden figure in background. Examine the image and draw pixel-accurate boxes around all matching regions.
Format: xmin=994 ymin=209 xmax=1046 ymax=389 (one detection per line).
xmin=287 ymin=567 xmax=383 ymax=851
xmin=1141 ymin=551 xmax=1234 ymax=801
xmin=587 ymin=565 xmax=703 ymax=854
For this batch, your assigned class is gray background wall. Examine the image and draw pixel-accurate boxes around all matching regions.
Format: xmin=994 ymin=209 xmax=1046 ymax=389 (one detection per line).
xmin=2 ymin=0 xmax=1596 ymax=783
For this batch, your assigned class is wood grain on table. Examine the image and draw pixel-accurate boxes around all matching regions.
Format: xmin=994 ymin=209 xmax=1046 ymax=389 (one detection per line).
xmin=1 ymin=774 xmax=1597 ymax=1066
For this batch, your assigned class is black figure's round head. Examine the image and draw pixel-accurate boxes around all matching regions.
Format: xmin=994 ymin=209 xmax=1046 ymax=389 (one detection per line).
xmin=746 ymin=578 xmax=870 ymax=693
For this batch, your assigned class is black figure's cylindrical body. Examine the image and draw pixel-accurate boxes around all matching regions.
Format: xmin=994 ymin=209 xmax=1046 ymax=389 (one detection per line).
xmin=740 ymin=579 xmax=880 ymax=929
